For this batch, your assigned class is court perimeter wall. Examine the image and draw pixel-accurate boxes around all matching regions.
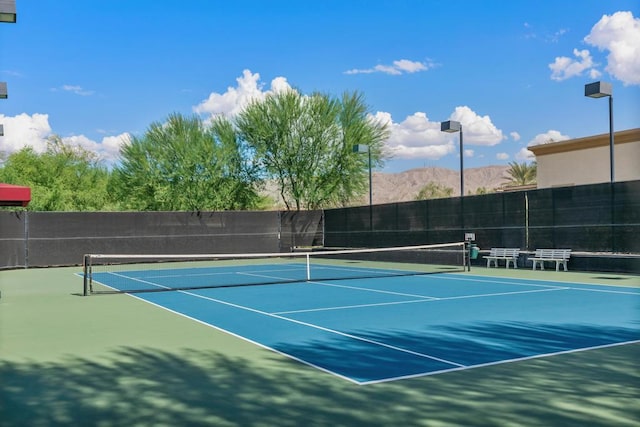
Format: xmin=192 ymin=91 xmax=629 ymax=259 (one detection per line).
xmin=0 ymin=210 xmax=323 ymax=269
xmin=1 ymin=181 xmax=638 ymax=273
xmin=324 ymin=180 xmax=640 ymax=273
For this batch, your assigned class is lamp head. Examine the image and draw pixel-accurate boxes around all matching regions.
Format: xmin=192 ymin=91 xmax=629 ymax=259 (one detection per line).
xmin=441 ymin=120 xmax=461 ymax=133
xmin=585 ymin=81 xmax=612 ymax=98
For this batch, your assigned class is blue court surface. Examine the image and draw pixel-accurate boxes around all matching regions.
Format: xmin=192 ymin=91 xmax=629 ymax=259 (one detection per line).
xmin=92 ymin=265 xmax=640 ymax=385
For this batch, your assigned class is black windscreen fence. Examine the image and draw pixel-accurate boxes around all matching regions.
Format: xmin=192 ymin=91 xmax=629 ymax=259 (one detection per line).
xmin=1 ymin=181 xmax=637 ymax=270
xmin=0 ymin=210 xmax=323 ymax=269
xmin=325 ymin=180 xmax=640 ymax=254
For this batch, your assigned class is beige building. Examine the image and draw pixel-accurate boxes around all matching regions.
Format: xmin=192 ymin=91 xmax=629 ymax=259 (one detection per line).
xmin=528 ymin=128 xmax=640 ymax=188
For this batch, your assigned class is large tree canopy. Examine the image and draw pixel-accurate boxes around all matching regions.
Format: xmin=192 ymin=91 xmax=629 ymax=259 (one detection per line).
xmin=0 ymin=136 xmax=112 ymax=211
xmin=111 ymin=114 xmax=262 ymax=211
xmin=236 ymin=90 xmax=389 ymax=210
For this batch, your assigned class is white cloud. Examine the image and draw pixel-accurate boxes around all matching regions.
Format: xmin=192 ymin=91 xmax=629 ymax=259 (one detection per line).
xmin=193 ymin=69 xmax=292 ymax=118
xmin=516 ymin=147 xmax=535 ymax=161
xmin=374 ymin=106 xmax=504 ymax=160
xmin=510 ymin=131 xmax=521 ymax=141
xmin=497 ymin=152 xmax=509 ymax=160
xmin=585 ymin=11 xmax=640 ymax=85
xmin=527 ymin=129 xmax=571 ymax=146
xmin=51 ymin=85 xmax=95 ymax=96
xmin=549 ymin=48 xmax=597 ymax=81
xmin=61 ymin=133 xmax=129 ymax=163
xmin=0 ymin=113 xmax=51 ymax=153
xmin=449 ymin=106 xmax=505 ymax=146
xmin=0 ymin=113 xmax=127 ymax=164
xmin=345 ymin=59 xmax=437 ymax=75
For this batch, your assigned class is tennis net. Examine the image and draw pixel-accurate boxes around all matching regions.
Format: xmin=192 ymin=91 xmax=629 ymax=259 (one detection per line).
xmin=82 ymin=242 xmax=466 ymax=295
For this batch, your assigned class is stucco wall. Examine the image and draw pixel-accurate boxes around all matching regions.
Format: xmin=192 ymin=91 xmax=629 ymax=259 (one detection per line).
xmin=530 ymin=128 xmax=640 ymax=189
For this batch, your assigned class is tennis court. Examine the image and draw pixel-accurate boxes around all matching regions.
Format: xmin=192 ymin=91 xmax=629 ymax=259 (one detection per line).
xmin=85 ymin=251 xmax=640 ymax=385
xmin=2 ymin=260 xmax=639 ymax=426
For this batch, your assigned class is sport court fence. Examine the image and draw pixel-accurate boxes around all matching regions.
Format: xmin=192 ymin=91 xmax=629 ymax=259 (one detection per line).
xmin=0 ymin=210 xmax=323 ymax=269
xmin=1 ymin=181 xmax=638 ymax=272
xmin=324 ymin=181 xmax=640 ymax=271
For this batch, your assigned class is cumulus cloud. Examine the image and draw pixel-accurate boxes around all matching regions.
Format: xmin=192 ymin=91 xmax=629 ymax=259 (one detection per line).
xmin=0 ymin=113 xmax=127 ymax=164
xmin=449 ymin=106 xmax=505 ymax=146
xmin=374 ymin=106 xmax=504 ymax=160
xmin=0 ymin=113 xmax=51 ymax=153
xmin=549 ymin=11 xmax=640 ymax=85
xmin=510 ymin=131 xmax=521 ymax=141
xmin=497 ymin=152 xmax=509 ymax=160
xmin=193 ymin=69 xmax=292 ymax=118
xmin=515 ymin=147 xmax=535 ymax=161
xmin=527 ymin=129 xmax=570 ymax=147
xmin=61 ymin=133 xmax=130 ymax=163
xmin=585 ymin=11 xmax=640 ymax=85
xmin=344 ymin=59 xmax=438 ymax=75
xmin=549 ymin=48 xmax=598 ymax=81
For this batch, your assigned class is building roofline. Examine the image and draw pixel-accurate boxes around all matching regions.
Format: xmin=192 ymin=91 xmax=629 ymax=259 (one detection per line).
xmin=528 ymin=128 xmax=640 ymax=156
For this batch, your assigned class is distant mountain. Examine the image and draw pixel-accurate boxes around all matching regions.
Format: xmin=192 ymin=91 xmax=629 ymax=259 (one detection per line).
xmin=369 ymin=165 xmax=511 ymax=204
xmin=262 ymin=165 xmax=512 ymax=208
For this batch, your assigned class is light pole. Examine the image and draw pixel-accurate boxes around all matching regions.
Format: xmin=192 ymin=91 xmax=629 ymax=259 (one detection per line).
xmin=353 ymin=144 xmax=372 ymax=230
xmin=0 ymin=82 xmax=7 ymax=99
xmin=0 ymin=0 xmax=17 ymax=23
xmin=441 ymin=120 xmax=464 ymax=197
xmin=585 ymin=81 xmax=614 ymax=183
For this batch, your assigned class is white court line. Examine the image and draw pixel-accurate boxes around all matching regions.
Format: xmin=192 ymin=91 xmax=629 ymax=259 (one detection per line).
xmin=179 ymin=289 xmax=465 ymax=369
xmin=273 ymin=298 xmax=437 ymax=315
xmin=144 ymin=265 xmax=305 ymax=279
xmin=444 ymin=272 xmax=640 ymax=294
xmin=360 ymin=339 xmax=640 ymax=385
xmin=85 ymin=272 xmax=639 ymax=385
xmin=305 ymin=280 xmax=440 ymax=299
xmin=273 ymin=286 xmax=569 ymax=315
xmin=107 ymin=271 xmax=172 ymax=290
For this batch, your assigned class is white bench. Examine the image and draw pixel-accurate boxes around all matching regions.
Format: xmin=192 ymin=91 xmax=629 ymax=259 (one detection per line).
xmin=486 ymin=248 xmax=520 ymax=269
xmin=531 ymin=249 xmax=571 ymax=271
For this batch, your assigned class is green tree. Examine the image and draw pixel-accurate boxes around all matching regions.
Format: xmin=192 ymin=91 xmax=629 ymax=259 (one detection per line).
xmin=0 ymin=136 xmax=112 ymax=211
xmin=111 ymin=113 xmax=263 ymax=211
xmin=415 ymin=182 xmax=454 ymax=200
xmin=236 ymin=90 xmax=388 ymax=210
xmin=505 ymin=161 xmax=537 ymax=186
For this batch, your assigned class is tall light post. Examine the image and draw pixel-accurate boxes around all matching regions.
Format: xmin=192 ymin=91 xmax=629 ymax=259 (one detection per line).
xmin=441 ymin=120 xmax=464 ymax=197
xmin=353 ymin=144 xmax=372 ymax=230
xmin=585 ymin=81 xmax=614 ymax=183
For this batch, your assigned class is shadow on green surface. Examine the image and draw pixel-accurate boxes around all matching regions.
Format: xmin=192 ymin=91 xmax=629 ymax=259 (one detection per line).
xmin=1 ymin=344 xmax=638 ymax=426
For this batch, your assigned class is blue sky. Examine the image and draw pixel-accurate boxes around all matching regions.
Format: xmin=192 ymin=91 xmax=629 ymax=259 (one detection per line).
xmin=1 ymin=0 xmax=639 ymax=172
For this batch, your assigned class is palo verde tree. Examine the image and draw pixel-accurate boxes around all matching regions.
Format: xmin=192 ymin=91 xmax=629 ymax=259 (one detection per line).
xmin=111 ymin=113 xmax=263 ymax=211
xmin=0 ymin=136 xmax=112 ymax=211
xmin=236 ymin=89 xmax=389 ymax=210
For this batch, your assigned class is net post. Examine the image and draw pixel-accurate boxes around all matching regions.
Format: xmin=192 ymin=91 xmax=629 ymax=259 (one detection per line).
xmin=82 ymin=254 xmax=91 ymax=296
xmin=306 ymin=253 xmax=311 ymax=281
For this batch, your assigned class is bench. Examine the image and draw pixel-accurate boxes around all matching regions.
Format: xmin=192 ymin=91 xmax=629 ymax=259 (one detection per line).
xmin=531 ymin=249 xmax=571 ymax=271
xmin=485 ymin=248 xmax=520 ymax=269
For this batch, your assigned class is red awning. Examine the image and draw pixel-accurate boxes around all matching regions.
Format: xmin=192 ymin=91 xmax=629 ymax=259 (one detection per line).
xmin=0 ymin=183 xmax=31 ymax=207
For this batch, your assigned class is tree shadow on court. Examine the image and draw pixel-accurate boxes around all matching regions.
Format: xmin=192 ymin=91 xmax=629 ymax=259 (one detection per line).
xmin=1 ymin=338 xmax=638 ymax=426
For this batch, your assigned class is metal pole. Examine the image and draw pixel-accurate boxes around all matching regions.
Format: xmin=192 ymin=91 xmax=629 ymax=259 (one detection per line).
xmin=459 ymin=127 xmax=464 ymax=197
xmin=368 ymin=148 xmax=373 ymax=231
xmin=608 ymin=95 xmax=614 ymax=183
